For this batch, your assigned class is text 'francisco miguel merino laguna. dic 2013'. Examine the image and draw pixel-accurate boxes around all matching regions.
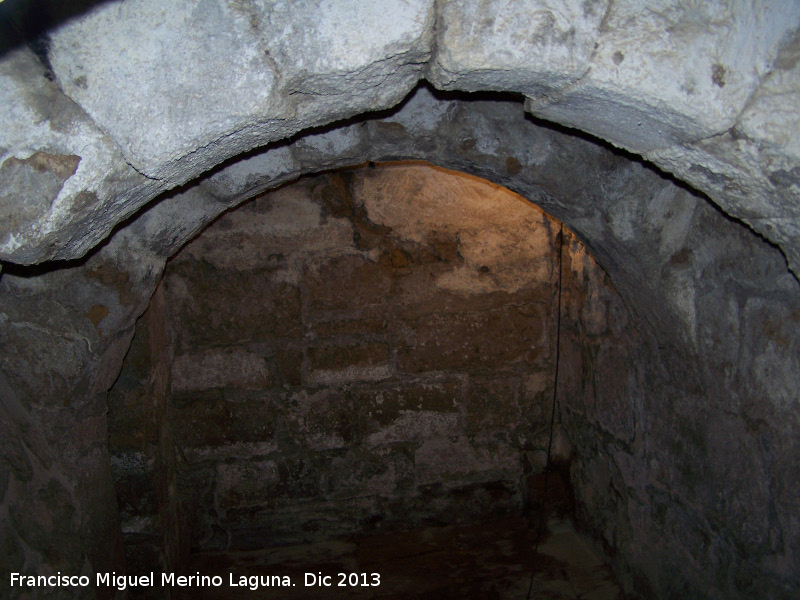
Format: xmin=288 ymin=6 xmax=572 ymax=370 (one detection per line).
xmin=10 ymin=571 xmax=382 ymax=591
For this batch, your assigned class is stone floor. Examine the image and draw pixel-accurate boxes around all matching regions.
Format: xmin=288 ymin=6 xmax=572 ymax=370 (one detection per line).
xmin=186 ymin=516 xmax=622 ymax=600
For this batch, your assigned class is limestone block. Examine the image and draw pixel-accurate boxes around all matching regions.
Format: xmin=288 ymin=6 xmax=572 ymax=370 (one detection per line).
xmin=281 ymin=389 xmax=361 ymax=450
xmin=305 ymin=255 xmax=392 ymax=313
xmin=47 ymin=0 xmax=280 ymax=179
xmin=414 ymin=436 xmax=520 ymax=486
xmin=350 ymin=376 xmax=462 ymax=429
xmin=47 ymin=0 xmax=434 ymax=181
xmin=172 ymin=389 xmax=248 ymax=449
xmin=734 ymin=32 xmax=800 ymax=273
xmin=172 ymin=348 xmax=272 ymax=392
xmin=116 ymin=184 xmax=228 ymax=260
xmin=323 ymin=449 xmax=410 ymax=499
xmin=363 ymin=411 xmax=461 ymax=447
xmin=165 ymin=260 xmax=302 ymax=351
xmin=427 ymin=0 xmax=605 ymax=94
xmin=355 ymin=163 xmax=555 ymax=293
xmin=311 ymin=318 xmax=389 ymax=338
xmin=646 ymin=132 xmax=800 ymax=277
xmin=201 ymin=146 xmax=298 ymax=202
xmin=306 ymin=342 xmax=393 ymax=387
xmin=0 ymin=256 xmax=158 ymax=411
xmin=527 ymin=0 xmax=800 ymax=152
xmin=462 ymin=376 xmax=521 ymax=435
xmin=172 ymin=389 xmax=278 ymax=451
xmin=173 ymin=183 xmax=356 ymax=270
xmin=0 ymin=47 xmax=151 ymax=264
xmin=397 ymin=305 xmax=546 ymax=373
xmin=738 ymin=29 xmax=800 ymax=163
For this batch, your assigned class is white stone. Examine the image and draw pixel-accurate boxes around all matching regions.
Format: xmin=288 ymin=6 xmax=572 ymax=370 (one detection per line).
xmin=0 ymin=47 xmax=148 ymax=263
xmin=527 ymin=0 xmax=800 ymax=151
xmin=739 ymin=66 xmax=800 ymax=161
xmin=47 ymin=0 xmax=434 ymax=180
xmin=47 ymin=0 xmax=282 ymax=178
xmin=427 ymin=0 xmax=605 ymax=94
xmin=1 ymin=0 xmax=800 ymax=281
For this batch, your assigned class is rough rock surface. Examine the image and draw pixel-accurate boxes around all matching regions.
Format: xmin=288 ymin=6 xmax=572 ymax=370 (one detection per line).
xmin=2 ymin=84 xmax=800 ymax=600
xmin=1 ymin=0 xmax=799 ymax=278
xmin=109 ymin=165 xmax=566 ymax=562
xmin=0 ymin=230 xmax=164 ymax=599
xmin=1 ymin=2 xmax=799 ymax=599
xmin=46 ymin=0 xmax=434 ymax=181
xmin=0 ymin=43 xmax=155 ymax=265
xmin=426 ymin=0 xmax=605 ymax=95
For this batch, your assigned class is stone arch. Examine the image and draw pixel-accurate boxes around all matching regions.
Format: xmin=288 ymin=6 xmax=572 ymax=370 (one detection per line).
xmin=121 ymin=86 xmax=791 ymax=598
xmin=1 ymin=2 xmax=799 ymax=599
xmin=2 ymin=0 xmax=800 ymax=277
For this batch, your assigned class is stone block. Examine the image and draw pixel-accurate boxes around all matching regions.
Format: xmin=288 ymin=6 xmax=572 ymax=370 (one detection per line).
xmin=172 ymin=389 xmax=277 ymax=449
xmin=0 ymin=46 xmax=150 ymax=264
xmin=306 ymin=342 xmax=392 ymax=386
xmin=462 ymin=376 xmax=522 ymax=437
xmin=349 ymin=375 xmax=463 ymax=428
xmin=171 ymin=348 xmax=273 ymax=392
xmin=305 ymin=255 xmax=392 ymax=313
xmin=398 ymin=304 xmax=546 ymax=373
xmin=428 ymin=0 xmax=603 ymax=95
xmin=174 ymin=183 xmax=357 ymax=270
xmin=0 ymin=323 xmax=89 ymax=408
xmin=336 ymin=447 xmax=415 ymax=497
xmin=363 ymin=411 xmax=461 ymax=448
xmin=355 ymin=163 xmax=557 ymax=295
xmin=527 ymin=0 xmax=800 ymax=152
xmin=0 ymin=152 xmax=79 ymax=237
xmin=47 ymin=0 xmax=433 ymax=183
xmin=164 ymin=260 xmax=302 ymax=351
xmin=172 ymin=387 xmax=228 ymax=449
xmin=311 ymin=317 xmax=389 ymax=338
xmin=274 ymin=348 xmax=304 ymax=387
xmin=391 ymin=266 xmax=552 ymax=321
xmin=279 ymin=390 xmax=360 ymax=451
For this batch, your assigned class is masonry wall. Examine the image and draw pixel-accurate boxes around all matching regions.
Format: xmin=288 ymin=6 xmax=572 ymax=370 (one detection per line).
xmin=107 ymin=164 xmax=624 ymax=561
xmin=107 ymin=284 xmax=187 ymax=597
xmin=4 ymin=88 xmax=799 ymax=600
